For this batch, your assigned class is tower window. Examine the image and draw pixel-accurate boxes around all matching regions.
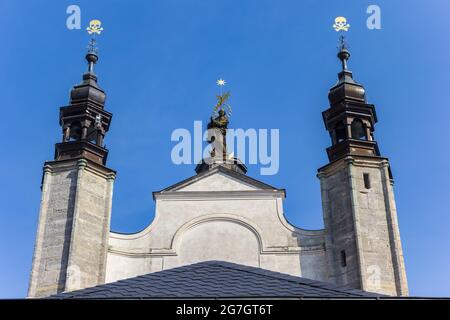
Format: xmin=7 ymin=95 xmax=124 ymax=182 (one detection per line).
xmin=340 ymin=250 xmax=347 ymax=267
xmin=363 ymin=173 xmax=371 ymax=189
xmin=68 ymin=121 xmax=82 ymax=141
xmin=351 ymin=119 xmax=367 ymax=140
xmin=335 ymin=121 xmax=346 ymax=143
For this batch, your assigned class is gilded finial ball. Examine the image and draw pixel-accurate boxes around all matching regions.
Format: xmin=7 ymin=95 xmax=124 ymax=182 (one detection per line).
xmin=338 ymin=47 xmax=350 ymax=61
xmin=86 ymin=52 xmax=98 ymax=64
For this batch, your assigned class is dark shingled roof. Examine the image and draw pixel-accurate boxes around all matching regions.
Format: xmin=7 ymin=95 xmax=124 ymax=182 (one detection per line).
xmin=50 ymin=261 xmax=381 ymax=299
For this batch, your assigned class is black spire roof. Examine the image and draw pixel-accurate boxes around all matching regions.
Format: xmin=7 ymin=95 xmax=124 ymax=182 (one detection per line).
xmin=54 ymin=40 xmax=112 ymax=166
xmin=328 ymin=36 xmax=366 ymax=105
xmin=321 ymin=36 xmax=381 ymax=162
xmin=69 ymin=40 xmax=106 ymax=107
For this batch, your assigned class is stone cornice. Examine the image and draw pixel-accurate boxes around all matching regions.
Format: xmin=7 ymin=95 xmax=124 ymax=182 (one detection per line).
xmin=153 ymin=190 xmax=286 ymax=200
xmin=44 ymin=158 xmax=116 ymax=179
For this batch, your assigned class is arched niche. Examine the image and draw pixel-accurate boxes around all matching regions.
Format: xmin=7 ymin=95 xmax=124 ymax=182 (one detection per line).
xmin=175 ymin=218 xmax=261 ymax=267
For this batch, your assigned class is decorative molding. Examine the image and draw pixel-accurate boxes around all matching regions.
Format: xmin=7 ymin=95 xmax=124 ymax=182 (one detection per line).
xmin=154 ymin=190 xmax=285 ymax=201
xmin=108 ymin=213 xmax=326 ymax=257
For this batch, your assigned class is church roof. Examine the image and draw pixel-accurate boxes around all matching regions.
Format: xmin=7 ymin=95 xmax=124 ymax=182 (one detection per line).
xmin=50 ymin=261 xmax=380 ymax=299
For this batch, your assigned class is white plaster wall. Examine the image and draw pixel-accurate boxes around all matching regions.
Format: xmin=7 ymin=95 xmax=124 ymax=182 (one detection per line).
xmin=180 ymin=172 xmax=257 ymax=191
xmin=105 ymin=254 xmax=163 ymax=283
xmin=106 ymin=169 xmax=327 ymax=283
xmin=174 ymin=220 xmax=260 ymax=267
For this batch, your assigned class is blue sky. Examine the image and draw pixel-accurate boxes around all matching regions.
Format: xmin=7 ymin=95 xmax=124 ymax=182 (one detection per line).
xmin=0 ymin=0 xmax=449 ymax=297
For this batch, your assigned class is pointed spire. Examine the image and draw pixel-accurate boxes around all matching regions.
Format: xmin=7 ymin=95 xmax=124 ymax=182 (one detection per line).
xmin=337 ymin=35 xmax=350 ymax=71
xmin=328 ymin=35 xmax=366 ymax=105
xmin=55 ymin=35 xmax=112 ymax=166
xmin=321 ymin=36 xmax=380 ymax=162
xmin=86 ymin=38 xmax=98 ymax=74
xmin=69 ymin=39 xmax=106 ymax=107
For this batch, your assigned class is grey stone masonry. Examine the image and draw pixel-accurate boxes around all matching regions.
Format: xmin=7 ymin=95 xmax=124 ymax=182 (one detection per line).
xmin=318 ymin=156 xmax=408 ymax=296
xmin=28 ymin=158 xmax=115 ymax=298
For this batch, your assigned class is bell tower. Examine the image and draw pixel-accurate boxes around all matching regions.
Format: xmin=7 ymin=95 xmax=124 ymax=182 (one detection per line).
xmin=323 ymin=37 xmax=380 ymax=162
xmin=318 ymin=37 xmax=408 ymax=296
xmin=28 ymin=41 xmax=116 ymax=298
xmin=56 ymin=41 xmax=112 ymax=165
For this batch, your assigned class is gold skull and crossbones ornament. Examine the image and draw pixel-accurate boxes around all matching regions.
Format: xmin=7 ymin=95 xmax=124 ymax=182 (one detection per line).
xmin=87 ymin=19 xmax=104 ymax=35
xmin=333 ymin=17 xmax=350 ymax=32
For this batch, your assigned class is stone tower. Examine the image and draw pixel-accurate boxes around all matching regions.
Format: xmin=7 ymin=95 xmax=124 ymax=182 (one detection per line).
xmin=318 ymin=38 xmax=408 ymax=296
xmin=28 ymin=44 xmax=115 ymax=298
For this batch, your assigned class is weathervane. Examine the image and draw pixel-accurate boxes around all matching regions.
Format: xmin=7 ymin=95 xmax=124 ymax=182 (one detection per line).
xmin=212 ymin=78 xmax=232 ymax=122
xmin=338 ymin=34 xmax=349 ymax=52
xmin=86 ymin=19 xmax=104 ymax=53
xmin=332 ymin=16 xmax=351 ymax=70
xmin=333 ymin=16 xmax=350 ymax=47
xmin=85 ymin=19 xmax=104 ymax=73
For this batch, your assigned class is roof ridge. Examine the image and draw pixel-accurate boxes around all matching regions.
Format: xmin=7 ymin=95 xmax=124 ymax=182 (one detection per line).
xmin=155 ymin=165 xmax=282 ymax=194
xmin=207 ymin=261 xmax=369 ymax=296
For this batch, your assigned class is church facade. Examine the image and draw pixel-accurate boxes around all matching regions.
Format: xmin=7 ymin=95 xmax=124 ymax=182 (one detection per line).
xmin=27 ymin=41 xmax=408 ymax=298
